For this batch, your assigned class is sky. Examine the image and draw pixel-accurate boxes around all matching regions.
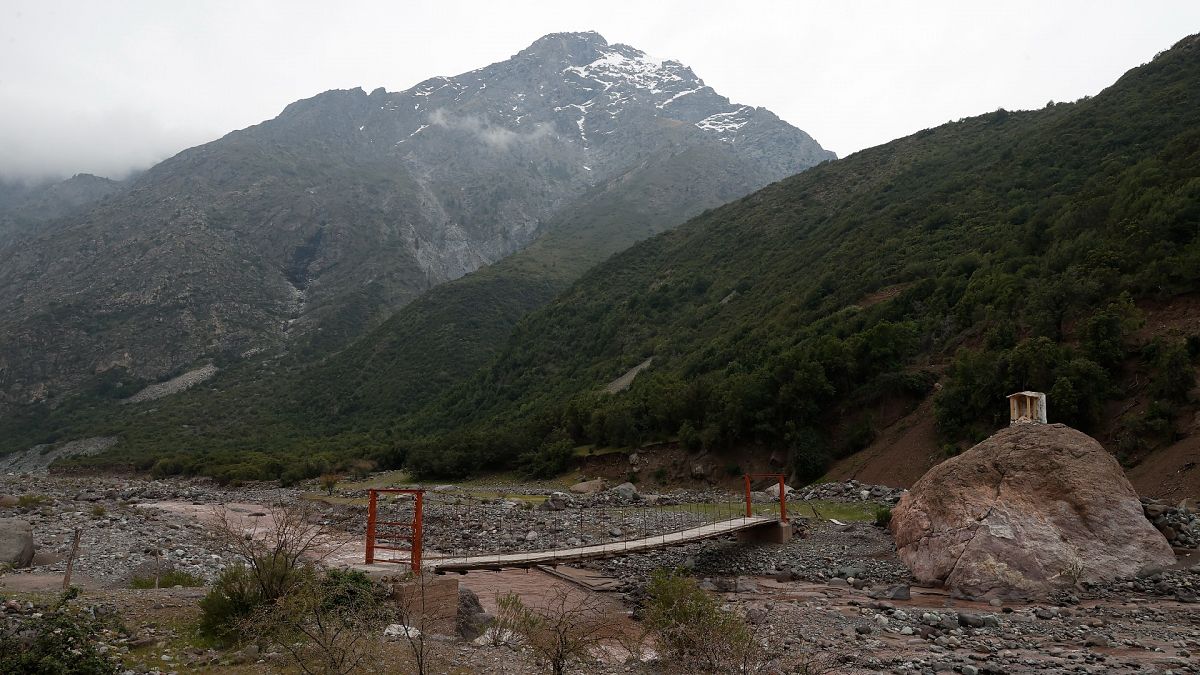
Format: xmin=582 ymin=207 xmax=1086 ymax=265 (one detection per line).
xmin=1 ymin=1 xmax=1198 ymax=182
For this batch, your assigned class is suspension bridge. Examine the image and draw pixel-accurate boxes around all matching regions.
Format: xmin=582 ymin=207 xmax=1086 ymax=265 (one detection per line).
xmin=360 ymin=474 xmax=793 ymax=573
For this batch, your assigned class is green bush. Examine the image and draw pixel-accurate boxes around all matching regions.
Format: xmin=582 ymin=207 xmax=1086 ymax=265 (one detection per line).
xmin=0 ymin=590 xmax=125 ymax=674
xmin=131 ymin=570 xmax=206 ymax=589
xmin=642 ymin=569 xmax=759 ymax=672
xmin=874 ymin=506 xmax=892 ymax=528
xmin=199 ymin=564 xmax=260 ymax=640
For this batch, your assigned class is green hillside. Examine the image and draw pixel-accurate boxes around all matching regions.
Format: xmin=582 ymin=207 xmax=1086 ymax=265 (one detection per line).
xmin=0 ymin=139 xmax=790 ymax=482
xmin=15 ymin=34 xmax=1200 ymax=486
xmin=395 ymin=34 xmax=1200 ymax=479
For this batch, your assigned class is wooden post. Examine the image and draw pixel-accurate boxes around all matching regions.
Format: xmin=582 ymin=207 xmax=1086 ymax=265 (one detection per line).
xmin=778 ymin=475 xmax=788 ymax=524
xmin=411 ymin=491 xmax=424 ymax=573
xmin=62 ymin=528 xmax=81 ymax=590
xmin=743 ymin=475 xmax=752 ymax=518
xmin=366 ymin=489 xmax=378 ymax=565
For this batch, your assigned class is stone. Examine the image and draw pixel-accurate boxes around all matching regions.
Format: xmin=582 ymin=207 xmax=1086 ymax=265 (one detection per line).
xmin=0 ymin=518 xmax=34 ymax=567
xmin=456 ymin=587 xmax=489 ymax=640
xmin=568 ymin=479 xmax=605 ymax=495
xmin=890 ymin=424 xmax=1175 ymax=597
xmin=734 ymin=577 xmax=759 ymax=593
xmin=384 ymin=623 xmax=421 ymax=640
xmin=0 ymin=495 xmax=18 ymax=508
xmin=763 ymin=482 xmax=793 ymax=501
xmin=538 ymin=492 xmax=571 ymax=511
xmin=868 ymin=585 xmax=911 ymax=601
xmin=609 ymin=482 xmax=638 ymax=500
xmin=524 ymin=531 xmax=538 ymax=542
xmin=691 ymin=464 xmax=708 ymax=480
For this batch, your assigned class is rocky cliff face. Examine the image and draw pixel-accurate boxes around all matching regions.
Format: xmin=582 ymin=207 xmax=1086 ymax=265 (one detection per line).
xmin=0 ymin=173 xmax=124 ymax=241
xmin=0 ymin=31 xmax=833 ymax=411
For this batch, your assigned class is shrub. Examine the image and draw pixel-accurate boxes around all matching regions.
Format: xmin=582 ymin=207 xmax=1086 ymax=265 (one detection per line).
xmin=873 ymin=506 xmax=892 ymax=528
xmin=199 ymin=563 xmax=268 ymax=640
xmin=0 ymin=589 xmax=125 ymax=674
xmin=642 ymin=569 xmax=760 ymax=672
xmin=130 ymin=569 xmax=206 ymax=589
xmin=499 ymin=588 xmax=619 ymax=675
xmin=319 ymin=473 xmax=339 ymax=496
xmin=91 ymin=504 xmax=107 ymax=518
xmin=240 ymin=568 xmax=394 ymax=675
xmin=17 ymin=494 xmax=50 ymax=508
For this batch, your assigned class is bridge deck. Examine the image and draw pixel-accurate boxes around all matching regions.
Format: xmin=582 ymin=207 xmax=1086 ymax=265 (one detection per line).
xmin=423 ymin=515 xmax=775 ymax=573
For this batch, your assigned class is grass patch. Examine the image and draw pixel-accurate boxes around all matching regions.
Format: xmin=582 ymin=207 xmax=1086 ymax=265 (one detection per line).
xmin=131 ymin=570 xmax=207 ymax=589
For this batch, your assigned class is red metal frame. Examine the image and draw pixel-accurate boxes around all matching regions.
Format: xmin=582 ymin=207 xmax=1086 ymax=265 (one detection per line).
xmin=365 ymin=488 xmax=425 ymax=571
xmin=743 ymin=473 xmax=788 ymax=523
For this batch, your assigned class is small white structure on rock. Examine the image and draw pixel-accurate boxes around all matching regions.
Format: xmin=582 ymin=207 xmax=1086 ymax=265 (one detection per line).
xmin=1008 ymin=391 xmax=1047 ymax=424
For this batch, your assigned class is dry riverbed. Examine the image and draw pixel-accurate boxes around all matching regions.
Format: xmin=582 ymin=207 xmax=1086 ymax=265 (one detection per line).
xmin=2 ymin=473 xmax=1199 ymax=674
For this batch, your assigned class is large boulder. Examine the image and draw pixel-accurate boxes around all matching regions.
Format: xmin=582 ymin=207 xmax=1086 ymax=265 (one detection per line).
xmin=890 ymin=423 xmax=1175 ymax=598
xmin=569 ymin=479 xmax=605 ymax=495
xmin=0 ymin=518 xmax=34 ymax=567
xmin=609 ymin=482 xmax=639 ymax=500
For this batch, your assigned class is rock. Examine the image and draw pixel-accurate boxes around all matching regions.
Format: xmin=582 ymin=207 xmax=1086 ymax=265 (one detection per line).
xmin=868 ymin=585 xmax=911 ymax=600
xmin=609 ymin=482 xmax=638 ymax=500
xmin=0 ymin=518 xmax=34 ymax=567
xmin=957 ymin=612 xmax=986 ymax=628
xmin=524 ymin=531 xmax=538 ymax=542
xmin=763 ymin=482 xmax=793 ymax=501
xmin=691 ymin=464 xmax=708 ymax=480
xmin=890 ymin=424 xmax=1175 ymax=597
xmin=538 ymin=492 xmax=571 ymax=511
xmin=384 ymin=623 xmax=421 ymax=640
xmin=0 ymin=495 xmax=18 ymax=508
xmin=569 ymin=479 xmax=605 ymax=495
xmin=734 ymin=577 xmax=759 ymax=593
xmin=456 ymin=587 xmax=489 ymax=640
xmin=745 ymin=607 xmax=767 ymax=625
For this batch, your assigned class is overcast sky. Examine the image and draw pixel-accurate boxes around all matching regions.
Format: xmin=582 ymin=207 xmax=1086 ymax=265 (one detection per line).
xmin=1 ymin=1 xmax=1198 ymax=182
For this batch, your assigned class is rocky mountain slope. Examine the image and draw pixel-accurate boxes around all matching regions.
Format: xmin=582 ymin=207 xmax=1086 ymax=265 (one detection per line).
xmin=0 ymin=173 xmax=124 ymax=241
xmin=0 ymin=31 xmax=832 ymax=414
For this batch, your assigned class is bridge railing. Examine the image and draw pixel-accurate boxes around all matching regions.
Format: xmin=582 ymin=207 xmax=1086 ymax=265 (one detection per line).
xmin=363 ymin=475 xmax=791 ymax=568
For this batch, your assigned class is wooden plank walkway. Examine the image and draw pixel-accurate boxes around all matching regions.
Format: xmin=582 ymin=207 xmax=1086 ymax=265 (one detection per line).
xmin=422 ymin=516 xmax=775 ymax=573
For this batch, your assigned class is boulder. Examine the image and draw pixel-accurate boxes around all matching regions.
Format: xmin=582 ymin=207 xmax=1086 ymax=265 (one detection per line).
xmin=569 ymin=479 xmax=606 ymax=495
xmin=609 ymin=482 xmax=638 ymax=500
xmin=538 ymin=491 xmax=572 ymax=511
xmin=456 ymin=587 xmax=490 ymax=640
xmin=690 ymin=464 xmax=708 ymax=480
xmin=0 ymin=495 xmax=18 ymax=508
xmin=890 ymin=424 xmax=1175 ymax=597
xmin=763 ymin=482 xmax=794 ymax=501
xmin=0 ymin=518 xmax=34 ymax=568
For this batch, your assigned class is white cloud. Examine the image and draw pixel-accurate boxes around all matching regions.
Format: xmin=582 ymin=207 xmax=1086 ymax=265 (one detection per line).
xmin=427 ymin=108 xmax=553 ymax=149
xmin=1 ymin=0 xmax=1198 ymax=179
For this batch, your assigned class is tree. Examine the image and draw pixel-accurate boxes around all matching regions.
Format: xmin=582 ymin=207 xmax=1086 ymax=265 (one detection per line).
xmin=501 ymin=588 xmax=622 ymax=675
xmin=240 ymin=569 xmax=395 ymax=675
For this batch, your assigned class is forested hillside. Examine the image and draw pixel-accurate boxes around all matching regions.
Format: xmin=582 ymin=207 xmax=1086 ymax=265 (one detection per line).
xmin=18 ymin=35 xmax=1200 ymax=490
xmin=393 ymin=34 xmax=1200 ymax=484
